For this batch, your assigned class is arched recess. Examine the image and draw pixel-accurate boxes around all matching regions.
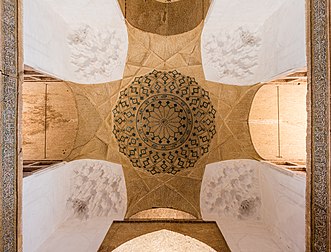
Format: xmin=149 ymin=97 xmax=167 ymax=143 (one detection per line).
xmin=117 ymin=0 xmax=211 ymax=36
xmin=112 ymin=229 xmax=217 ymax=252
xmin=248 ymin=81 xmax=307 ymax=163
xmin=22 ymin=80 xmax=78 ymax=161
xmin=129 ymin=208 xmax=197 ymax=220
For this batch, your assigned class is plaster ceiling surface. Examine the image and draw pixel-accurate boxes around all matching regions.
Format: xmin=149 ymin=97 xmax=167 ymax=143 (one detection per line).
xmin=24 ymin=0 xmax=306 ymax=85
xmin=202 ymin=0 xmax=306 ymax=85
xmin=41 ymin=0 xmax=124 ymax=26
xmin=23 ymin=0 xmax=128 ymax=84
xmin=206 ymin=0 xmax=287 ymax=24
xmin=60 ymin=22 xmax=260 ymax=218
xmin=41 ymin=0 xmax=282 ymax=27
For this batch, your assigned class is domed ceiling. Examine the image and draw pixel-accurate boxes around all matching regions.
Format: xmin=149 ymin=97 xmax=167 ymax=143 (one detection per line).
xmin=22 ymin=0 xmax=306 ymax=218
xmin=113 ymin=70 xmax=216 ymax=175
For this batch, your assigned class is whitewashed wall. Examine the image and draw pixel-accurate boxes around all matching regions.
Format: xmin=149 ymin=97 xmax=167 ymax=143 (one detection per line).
xmin=258 ymin=0 xmax=306 ymax=81
xmin=23 ymin=0 xmax=128 ymax=84
xmin=202 ymin=0 xmax=306 ymax=85
xmin=201 ymin=160 xmax=305 ymax=252
xmin=24 ymin=0 xmax=305 ymax=85
xmin=23 ymin=159 xmax=127 ymax=252
xmin=23 ymin=163 xmax=71 ymax=252
xmin=260 ymin=163 xmax=305 ymax=251
xmin=24 ymin=0 xmax=71 ymax=81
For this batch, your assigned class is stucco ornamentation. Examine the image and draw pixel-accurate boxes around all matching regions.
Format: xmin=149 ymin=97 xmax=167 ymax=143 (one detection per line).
xmin=67 ymin=24 xmax=127 ymax=83
xmin=68 ymin=161 xmax=126 ymax=219
xmin=202 ymin=27 xmax=261 ymax=84
xmin=201 ymin=160 xmax=261 ymax=220
xmin=113 ymin=70 xmax=216 ymax=174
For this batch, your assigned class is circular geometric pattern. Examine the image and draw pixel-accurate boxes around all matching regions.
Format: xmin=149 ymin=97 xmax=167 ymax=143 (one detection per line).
xmin=136 ymin=94 xmax=193 ymax=151
xmin=112 ymin=70 xmax=216 ymax=175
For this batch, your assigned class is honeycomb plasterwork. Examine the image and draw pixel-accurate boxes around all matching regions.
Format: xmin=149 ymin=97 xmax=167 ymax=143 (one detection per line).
xmin=67 ymin=24 xmax=127 ymax=83
xmin=202 ymin=26 xmax=261 ymax=85
xmin=113 ymin=70 xmax=216 ymax=175
xmin=201 ymin=160 xmax=261 ymax=220
xmin=68 ymin=160 xmax=127 ymax=219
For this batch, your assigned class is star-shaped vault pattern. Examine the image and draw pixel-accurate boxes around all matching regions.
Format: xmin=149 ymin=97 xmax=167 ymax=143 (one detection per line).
xmin=113 ymin=70 xmax=216 ymax=175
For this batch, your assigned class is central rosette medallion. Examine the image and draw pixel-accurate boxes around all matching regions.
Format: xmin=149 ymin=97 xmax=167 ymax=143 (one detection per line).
xmin=113 ymin=70 xmax=216 ymax=175
xmin=136 ymin=94 xmax=193 ymax=151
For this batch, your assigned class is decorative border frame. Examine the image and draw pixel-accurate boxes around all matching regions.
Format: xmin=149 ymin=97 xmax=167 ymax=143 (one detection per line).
xmin=307 ymin=0 xmax=331 ymax=251
xmin=0 ymin=0 xmax=330 ymax=251
xmin=0 ymin=0 xmax=22 ymax=251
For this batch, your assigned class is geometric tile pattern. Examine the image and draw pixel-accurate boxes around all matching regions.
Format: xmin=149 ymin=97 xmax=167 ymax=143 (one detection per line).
xmin=113 ymin=70 xmax=216 ymax=175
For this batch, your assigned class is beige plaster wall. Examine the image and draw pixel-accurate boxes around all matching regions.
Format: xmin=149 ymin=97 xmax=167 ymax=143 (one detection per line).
xmin=22 ymin=81 xmax=78 ymax=160
xmin=249 ymin=83 xmax=307 ymax=162
xmin=211 ymin=82 xmax=262 ymax=160
xmin=130 ymin=208 xmax=196 ymax=220
xmin=112 ymin=229 xmax=217 ymax=252
xmin=66 ymin=81 xmax=122 ymax=162
xmin=122 ymin=22 xmax=206 ymax=85
xmin=99 ymin=221 xmax=230 ymax=252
